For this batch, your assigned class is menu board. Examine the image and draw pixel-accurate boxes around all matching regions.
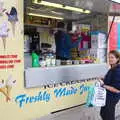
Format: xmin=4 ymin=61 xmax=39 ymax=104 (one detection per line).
xmin=25 ymin=15 xmax=59 ymax=27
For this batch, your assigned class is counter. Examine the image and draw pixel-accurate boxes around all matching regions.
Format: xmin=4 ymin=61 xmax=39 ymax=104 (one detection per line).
xmin=25 ymin=63 xmax=108 ymax=88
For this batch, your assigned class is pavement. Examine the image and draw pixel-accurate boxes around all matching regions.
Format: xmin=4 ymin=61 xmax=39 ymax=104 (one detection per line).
xmin=34 ymin=101 xmax=120 ymax=120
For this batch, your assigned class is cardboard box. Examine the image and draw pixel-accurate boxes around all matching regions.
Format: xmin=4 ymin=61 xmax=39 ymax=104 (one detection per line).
xmin=91 ymin=32 xmax=107 ymax=48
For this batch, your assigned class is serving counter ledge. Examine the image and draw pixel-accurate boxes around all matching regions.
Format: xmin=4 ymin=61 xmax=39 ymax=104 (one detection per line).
xmin=25 ymin=63 xmax=109 ymax=88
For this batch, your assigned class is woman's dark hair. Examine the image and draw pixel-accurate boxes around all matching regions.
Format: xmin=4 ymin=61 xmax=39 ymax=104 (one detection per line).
xmin=109 ymin=50 xmax=120 ymax=64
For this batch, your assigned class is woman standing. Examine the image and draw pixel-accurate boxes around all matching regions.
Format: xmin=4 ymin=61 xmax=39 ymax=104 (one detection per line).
xmin=100 ymin=50 xmax=120 ymax=120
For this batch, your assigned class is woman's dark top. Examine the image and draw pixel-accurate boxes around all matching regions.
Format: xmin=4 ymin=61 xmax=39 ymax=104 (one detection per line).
xmin=104 ymin=64 xmax=120 ymax=100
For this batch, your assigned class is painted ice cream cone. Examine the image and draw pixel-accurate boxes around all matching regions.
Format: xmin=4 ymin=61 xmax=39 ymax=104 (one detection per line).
xmin=0 ymin=0 xmax=6 ymax=16
xmin=0 ymin=87 xmax=5 ymax=92
xmin=2 ymin=37 xmax=6 ymax=50
xmin=11 ymin=21 xmax=16 ymax=36
xmin=0 ymin=22 xmax=9 ymax=50
xmin=0 ymin=87 xmax=6 ymax=93
xmin=5 ymin=75 xmax=16 ymax=102
xmin=0 ymin=80 xmax=6 ymax=93
xmin=0 ymin=79 xmax=10 ymax=102
xmin=0 ymin=87 xmax=10 ymax=102
xmin=0 ymin=79 xmax=5 ymax=88
xmin=6 ymin=85 xmax=12 ymax=102
xmin=6 ymin=7 xmax=18 ymax=36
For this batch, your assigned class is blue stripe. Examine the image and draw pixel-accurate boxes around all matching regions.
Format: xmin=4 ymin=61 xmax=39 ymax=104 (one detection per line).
xmin=117 ymin=23 xmax=120 ymax=51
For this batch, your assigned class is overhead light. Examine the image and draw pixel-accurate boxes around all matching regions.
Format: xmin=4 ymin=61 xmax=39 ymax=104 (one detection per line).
xmin=33 ymin=0 xmax=91 ymax=14
xmin=51 ymin=11 xmax=63 ymax=15
xmin=64 ymin=6 xmax=84 ymax=13
xmin=33 ymin=0 xmax=63 ymax=8
xmin=27 ymin=13 xmax=64 ymax=20
xmin=84 ymin=10 xmax=91 ymax=14
xmin=111 ymin=0 xmax=120 ymax=3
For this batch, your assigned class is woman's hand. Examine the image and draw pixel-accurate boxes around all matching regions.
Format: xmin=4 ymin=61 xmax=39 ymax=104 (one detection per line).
xmin=98 ymin=79 xmax=104 ymax=87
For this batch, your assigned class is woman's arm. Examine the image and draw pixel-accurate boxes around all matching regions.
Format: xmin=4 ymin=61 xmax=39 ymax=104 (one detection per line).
xmin=102 ymin=66 xmax=120 ymax=93
xmin=103 ymin=85 xmax=120 ymax=93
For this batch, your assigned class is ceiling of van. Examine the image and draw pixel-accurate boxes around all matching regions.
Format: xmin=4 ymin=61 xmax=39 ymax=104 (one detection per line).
xmin=24 ymin=0 xmax=120 ymax=21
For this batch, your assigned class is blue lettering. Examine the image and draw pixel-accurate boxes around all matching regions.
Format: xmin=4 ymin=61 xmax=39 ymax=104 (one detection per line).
xmin=54 ymin=88 xmax=66 ymax=97
xmin=43 ymin=91 xmax=47 ymax=101
xmin=34 ymin=96 xmax=38 ymax=102
xmin=15 ymin=91 xmax=51 ymax=108
xmin=29 ymin=96 xmax=35 ymax=103
xmin=80 ymin=84 xmax=90 ymax=95
xmin=15 ymin=94 xmax=26 ymax=108
xmin=38 ymin=92 xmax=43 ymax=101
xmin=54 ymin=87 xmax=78 ymax=98
xmin=26 ymin=97 xmax=29 ymax=104
xmin=45 ymin=93 xmax=51 ymax=102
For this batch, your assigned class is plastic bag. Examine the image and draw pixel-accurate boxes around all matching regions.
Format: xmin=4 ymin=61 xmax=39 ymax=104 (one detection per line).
xmin=86 ymin=82 xmax=106 ymax=107
xmin=86 ymin=85 xmax=95 ymax=107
